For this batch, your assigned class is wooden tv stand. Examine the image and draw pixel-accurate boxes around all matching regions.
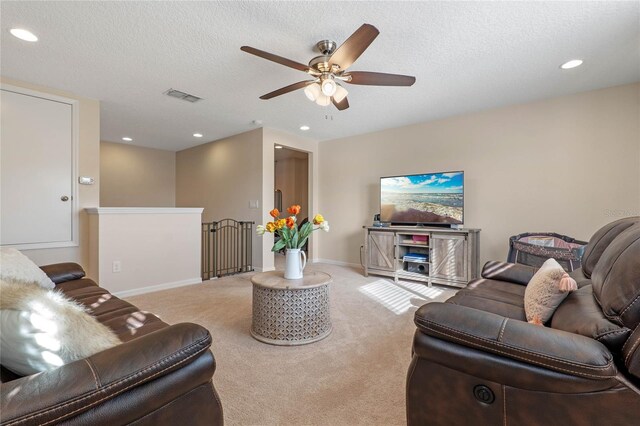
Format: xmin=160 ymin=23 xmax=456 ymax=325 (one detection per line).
xmin=363 ymin=225 xmax=480 ymax=288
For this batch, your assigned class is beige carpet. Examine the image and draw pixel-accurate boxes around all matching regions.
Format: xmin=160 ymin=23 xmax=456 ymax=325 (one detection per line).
xmin=126 ymin=259 xmax=456 ymax=426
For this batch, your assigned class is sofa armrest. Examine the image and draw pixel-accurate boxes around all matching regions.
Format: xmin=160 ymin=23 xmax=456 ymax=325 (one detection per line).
xmin=414 ymin=303 xmax=616 ymax=379
xmin=481 ymin=261 xmax=537 ymax=285
xmin=40 ymin=262 xmax=86 ymax=284
xmin=0 ymin=323 xmax=214 ymax=425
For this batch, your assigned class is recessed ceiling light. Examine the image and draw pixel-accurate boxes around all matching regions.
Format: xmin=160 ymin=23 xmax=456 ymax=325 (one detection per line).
xmin=299 ymin=125 xmax=310 ymax=131
xmin=193 ymin=133 xmax=203 ymax=138
xmin=560 ymin=59 xmax=583 ymax=70
xmin=10 ymin=28 xmax=38 ymax=42
xmin=122 ymin=137 xmax=133 ymax=142
xmin=275 ymin=145 xmax=283 ymax=149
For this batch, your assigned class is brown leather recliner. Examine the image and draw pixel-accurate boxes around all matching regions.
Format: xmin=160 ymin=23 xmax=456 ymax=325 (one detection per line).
xmin=0 ymin=263 xmax=223 ymax=425
xmin=407 ymin=217 xmax=640 ymax=425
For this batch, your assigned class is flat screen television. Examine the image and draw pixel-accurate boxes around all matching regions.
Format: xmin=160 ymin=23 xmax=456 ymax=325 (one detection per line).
xmin=380 ymin=171 xmax=464 ymax=225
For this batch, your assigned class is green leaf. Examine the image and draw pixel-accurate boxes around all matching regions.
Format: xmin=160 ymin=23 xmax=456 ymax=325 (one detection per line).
xmin=299 ymin=222 xmax=313 ymax=240
xmin=272 ymin=238 xmax=286 ymax=252
xmin=297 ymin=236 xmax=308 ymax=249
xmin=292 ymin=232 xmax=299 ymax=248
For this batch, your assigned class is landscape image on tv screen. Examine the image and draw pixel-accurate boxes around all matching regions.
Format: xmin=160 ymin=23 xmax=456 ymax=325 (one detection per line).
xmin=380 ymin=171 xmax=464 ymax=224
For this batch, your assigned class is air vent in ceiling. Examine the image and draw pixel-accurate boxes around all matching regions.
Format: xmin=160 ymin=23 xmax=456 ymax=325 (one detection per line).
xmin=164 ymin=88 xmax=203 ymax=103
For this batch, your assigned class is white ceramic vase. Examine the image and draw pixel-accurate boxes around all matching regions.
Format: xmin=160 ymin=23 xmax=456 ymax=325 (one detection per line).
xmin=284 ymin=248 xmax=307 ymax=279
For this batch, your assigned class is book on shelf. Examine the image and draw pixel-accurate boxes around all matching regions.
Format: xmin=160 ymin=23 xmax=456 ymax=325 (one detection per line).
xmin=403 ymin=253 xmax=428 ymax=263
xmin=402 ymin=239 xmax=427 ymax=245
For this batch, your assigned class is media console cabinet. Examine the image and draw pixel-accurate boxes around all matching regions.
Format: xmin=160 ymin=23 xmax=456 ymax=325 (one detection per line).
xmin=363 ymin=226 xmax=480 ymax=288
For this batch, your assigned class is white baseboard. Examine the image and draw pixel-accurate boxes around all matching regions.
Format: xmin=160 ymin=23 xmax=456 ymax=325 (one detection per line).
xmin=114 ymin=277 xmax=203 ymax=298
xmin=254 ymin=266 xmax=276 ymax=272
xmin=313 ymin=258 xmax=363 ymax=269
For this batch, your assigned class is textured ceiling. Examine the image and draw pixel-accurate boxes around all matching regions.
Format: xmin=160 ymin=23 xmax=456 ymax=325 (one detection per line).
xmin=1 ymin=1 xmax=639 ymax=151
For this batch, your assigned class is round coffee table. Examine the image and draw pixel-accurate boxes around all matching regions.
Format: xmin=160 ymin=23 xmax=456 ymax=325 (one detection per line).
xmin=251 ymin=270 xmax=332 ymax=346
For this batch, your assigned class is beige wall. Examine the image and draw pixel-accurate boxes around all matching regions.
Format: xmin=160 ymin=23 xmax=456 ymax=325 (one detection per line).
xmin=263 ymin=128 xmax=319 ymax=268
xmin=176 ymin=128 xmax=265 ymax=267
xmin=275 ymin=156 xmax=309 ymax=220
xmin=318 ymin=83 xmax=640 ymax=267
xmin=1 ymin=77 xmax=100 ymax=269
xmin=100 ymin=141 xmax=176 ymax=207
xmin=87 ymin=208 xmax=202 ymax=296
xmin=175 ymin=127 xmax=319 ymax=271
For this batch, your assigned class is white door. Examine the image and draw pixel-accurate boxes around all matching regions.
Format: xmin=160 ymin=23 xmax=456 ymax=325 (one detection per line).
xmin=1 ymin=89 xmax=74 ymax=246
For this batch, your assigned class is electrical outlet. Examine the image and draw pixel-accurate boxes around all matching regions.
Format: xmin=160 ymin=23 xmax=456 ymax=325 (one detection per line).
xmin=112 ymin=261 xmax=122 ymax=273
xmin=249 ymin=200 xmax=259 ymax=209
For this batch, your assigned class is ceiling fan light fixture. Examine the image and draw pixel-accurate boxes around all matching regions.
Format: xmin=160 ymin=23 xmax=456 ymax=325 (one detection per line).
xmin=321 ymin=76 xmax=337 ymax=97
xmin=304 ymin=83 xmax=321 ymax=101
xmin=315 ymin=94 xmax=331 ymax=106
xmin=333 ymin=84 xmax=348 ymax=103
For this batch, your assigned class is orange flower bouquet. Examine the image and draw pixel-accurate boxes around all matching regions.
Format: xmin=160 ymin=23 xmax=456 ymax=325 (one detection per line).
xmin=257 ymin=205 xmax=329 ymax=252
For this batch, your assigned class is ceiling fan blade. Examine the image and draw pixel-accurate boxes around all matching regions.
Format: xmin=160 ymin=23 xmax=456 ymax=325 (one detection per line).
xmin=332 ymin=96 xmax=349 ymax=111
xmin=328 ymin=24 xmax=379 ymax=70
xmin=346 ymin=71 xmax=416 ymax=86
xmin=259 ymin=81 xmax=314 ymax=100
xmin=241 ymin=46 xmax=311 ymax=73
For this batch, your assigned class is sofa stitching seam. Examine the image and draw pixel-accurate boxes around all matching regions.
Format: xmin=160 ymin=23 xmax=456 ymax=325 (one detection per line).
xmin=127 ymin=382 xmax=209 ymax=425
xmin=624 ymin=335 xmax=640 ymax=365
xmin=208 ymin=380 xmax=223 ymax=418
xmin=620 ymin=293 xmax=640 ymax=318
xmin=83 ymin=359 xmax=101 ymax=389
xmin=38 ymin=345 xmax=208 ymax=426
xmin=584 ymin=224 xmax=631 ymax=273
xmin=498 ymin=318 xmax=508 ymax=342
xmin=502 ymin=384 xmax=507 ymax=426
xmin=594 ymin=329 xmax=630 ymax=340
xmin=621 ymin=328 xmax=639 ymax=353
xmin=7 ymin=336 xmax=210 ymax=426
xmin=421 ymin=325 xmax=614 ymax=379
xmin=597 ymin=236 xmax=638 ymax=310
xmin=416 ymin=317 xmax=613 ymax=371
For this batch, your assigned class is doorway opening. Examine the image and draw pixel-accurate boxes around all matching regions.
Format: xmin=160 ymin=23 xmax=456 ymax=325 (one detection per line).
xmin=274 ymin=146 xmax=310 ymax=257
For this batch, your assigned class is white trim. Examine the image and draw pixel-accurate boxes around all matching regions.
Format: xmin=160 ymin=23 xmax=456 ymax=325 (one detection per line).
xmin=1 ymin=84 xmax=80 ymax=251
xmin=254 ymin=266 xmax=276 ymax=273
xmin=10 ymin=240 xmax=79 ymax=251
xmin=313 ymin=258 xmax=363 ymax=269
xmin=86 ymin=207 xmax=204 ymax=215
xmin=113 ymin=277 xmax=203 ymax=298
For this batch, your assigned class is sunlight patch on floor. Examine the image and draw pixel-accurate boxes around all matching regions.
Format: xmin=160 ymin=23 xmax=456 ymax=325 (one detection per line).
xmin=395 ymin=281 xmax=445 ymax=299
xmin=359 ymin=279 xmax=428 ymax=315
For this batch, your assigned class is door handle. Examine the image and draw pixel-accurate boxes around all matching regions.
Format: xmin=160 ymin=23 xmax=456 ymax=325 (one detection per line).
xmin=60 ymin=195 xmax=69 ymax=202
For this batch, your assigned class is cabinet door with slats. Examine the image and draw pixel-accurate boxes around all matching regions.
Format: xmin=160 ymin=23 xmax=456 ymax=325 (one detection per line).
xmin=431 ymin=234 xmax=467 ymax=282
xmin=367 ymin=231 xmax=396 ymax=271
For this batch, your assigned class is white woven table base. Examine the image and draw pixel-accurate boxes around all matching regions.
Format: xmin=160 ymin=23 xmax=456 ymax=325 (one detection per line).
xmin=251 ymin=282 xmax=332 ymax=346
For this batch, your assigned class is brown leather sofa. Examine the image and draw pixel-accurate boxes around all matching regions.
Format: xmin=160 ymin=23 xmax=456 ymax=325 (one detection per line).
xmin=0 ymin=263 xmax=223 ymax=425
xmin=407 ymin=217 xmax=640 ymax=425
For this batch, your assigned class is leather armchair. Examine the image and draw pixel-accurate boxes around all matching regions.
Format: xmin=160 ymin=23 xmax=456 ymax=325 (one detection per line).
xmin=0 ymin=264 xmax=223 ymax=425
xmin=407 ymin=217 xmax=640 ymax=425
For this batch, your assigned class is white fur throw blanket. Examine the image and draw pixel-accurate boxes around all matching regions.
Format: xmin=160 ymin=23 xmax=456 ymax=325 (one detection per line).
xmin=0 ymin=278 xmax=121 ymax=375
xmin=0 ymin=247 xmax=55 ymax=289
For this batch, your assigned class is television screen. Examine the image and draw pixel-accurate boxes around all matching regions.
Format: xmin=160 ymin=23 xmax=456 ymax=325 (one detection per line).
xmin=380 ymin=171 xmax=464 ymax=225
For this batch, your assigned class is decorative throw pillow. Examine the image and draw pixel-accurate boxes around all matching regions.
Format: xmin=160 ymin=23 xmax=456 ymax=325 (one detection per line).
xmin=524 ymin=258 xmax=578 ymax=324
xmin=0 ymin=278 xmax=121 ymax=375
xmin=0 ymin=247 xmax=55 ymax=289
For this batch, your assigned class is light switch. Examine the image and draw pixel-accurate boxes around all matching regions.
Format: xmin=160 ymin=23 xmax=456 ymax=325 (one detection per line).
xmin=78 ymin=176 xmax=95 ymax=185
xmin=249 ymin=200 xmax=259 ymax=209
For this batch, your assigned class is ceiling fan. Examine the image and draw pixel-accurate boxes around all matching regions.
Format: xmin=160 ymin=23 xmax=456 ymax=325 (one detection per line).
xmin=241 ymin=24 xmax=416 ymax=111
